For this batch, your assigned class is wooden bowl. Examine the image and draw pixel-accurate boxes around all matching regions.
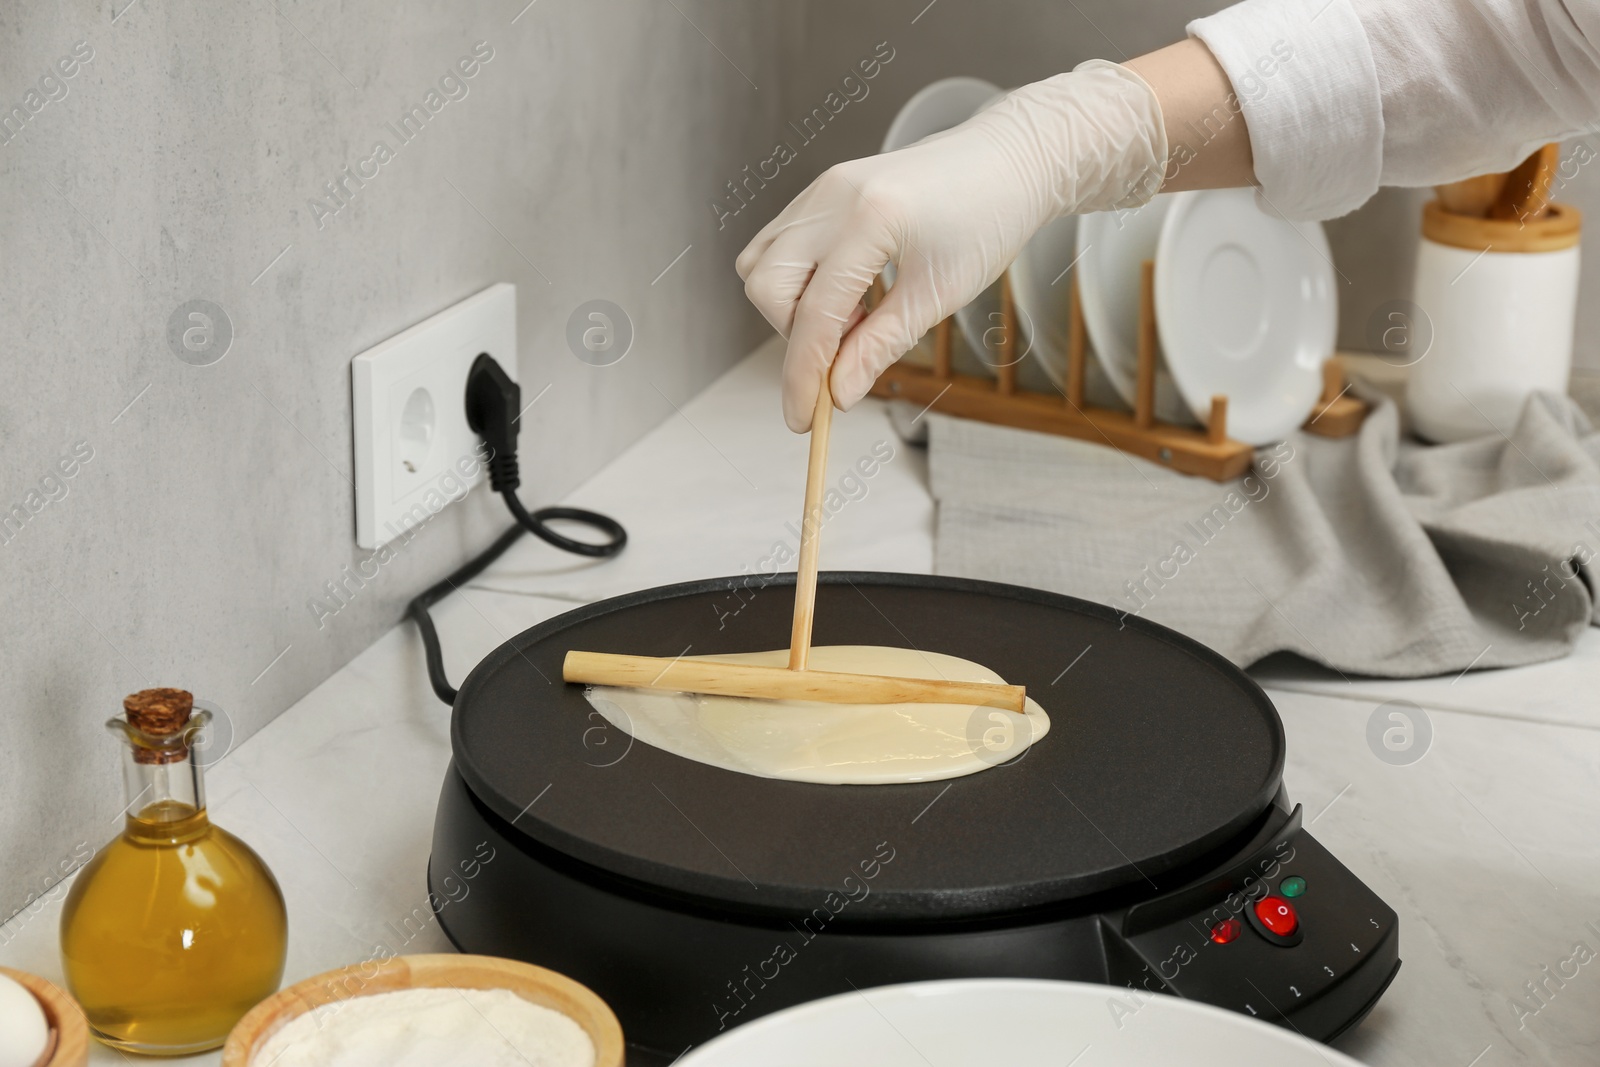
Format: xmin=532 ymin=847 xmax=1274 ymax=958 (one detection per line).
xmin=221 ymin=953 xmax=623 ymax=1067
xmin=0 ymin=967 xmax=89 ymax=1067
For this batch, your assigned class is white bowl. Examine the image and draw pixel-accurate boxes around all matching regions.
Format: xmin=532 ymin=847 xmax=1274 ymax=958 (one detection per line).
xmin=678 ymin=978 xmax=1371 ymax=1067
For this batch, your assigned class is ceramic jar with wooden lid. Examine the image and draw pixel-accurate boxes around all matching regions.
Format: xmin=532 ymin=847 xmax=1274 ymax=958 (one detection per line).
xmin=1405 ymin=199 xmax=1582 ymax=443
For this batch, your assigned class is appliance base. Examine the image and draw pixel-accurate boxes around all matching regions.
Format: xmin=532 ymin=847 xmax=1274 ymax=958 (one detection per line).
xmin=431 ymin=766 xmax=1398 ymax=1056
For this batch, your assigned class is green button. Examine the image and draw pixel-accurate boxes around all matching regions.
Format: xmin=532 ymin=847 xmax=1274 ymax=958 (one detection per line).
xmin=1281 ymin=876 xmax=1306 ymax=898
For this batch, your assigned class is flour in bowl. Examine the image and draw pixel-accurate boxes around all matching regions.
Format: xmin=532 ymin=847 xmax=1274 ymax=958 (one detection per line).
xmin=253 ymin=987 xmax=596 ymax=1067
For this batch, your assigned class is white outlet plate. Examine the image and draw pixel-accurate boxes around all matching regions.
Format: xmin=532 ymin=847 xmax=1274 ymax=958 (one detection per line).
xmin=351 ymin=283 xmax=517 ymax=549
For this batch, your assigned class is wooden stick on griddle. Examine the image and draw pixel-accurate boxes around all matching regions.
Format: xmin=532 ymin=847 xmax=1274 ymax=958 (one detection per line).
xmin=562 ymin=369 xmax=1028 ymax=714
xmin=787 ymin=375 xmax=834 ymax=671
xmin=563 ymin=651 xmax=1026 ymax=711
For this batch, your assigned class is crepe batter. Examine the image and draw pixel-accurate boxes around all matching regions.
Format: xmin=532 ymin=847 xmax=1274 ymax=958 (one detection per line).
xmin=583 ymin=645 xmax=1049 ymax=785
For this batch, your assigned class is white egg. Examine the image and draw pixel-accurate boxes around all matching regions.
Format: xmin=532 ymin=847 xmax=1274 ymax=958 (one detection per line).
xmin=0 ymin=973 xmax=49 ymax=1067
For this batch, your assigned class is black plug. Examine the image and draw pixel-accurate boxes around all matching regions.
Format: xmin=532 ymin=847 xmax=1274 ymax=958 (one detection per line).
xmin=464 ymin=352 xmax=521 ymax=493
xmin=412 ymin=350 xmax=626 ymax=706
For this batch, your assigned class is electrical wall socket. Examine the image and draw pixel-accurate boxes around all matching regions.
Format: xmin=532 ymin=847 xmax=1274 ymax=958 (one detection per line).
xmin=351 ymin=283 xmax=516 ymax=549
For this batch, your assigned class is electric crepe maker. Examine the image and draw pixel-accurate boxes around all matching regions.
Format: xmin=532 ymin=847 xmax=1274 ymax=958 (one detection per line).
xmin=429 ymin=573 xmax=1399 ymax=1056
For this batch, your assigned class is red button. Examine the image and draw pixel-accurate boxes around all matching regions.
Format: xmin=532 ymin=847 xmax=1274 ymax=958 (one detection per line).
xmin=1210 ymin=918 xmax=1243 ymax=944
xmin=1254 ymin=895 xmax=1298 ymax=936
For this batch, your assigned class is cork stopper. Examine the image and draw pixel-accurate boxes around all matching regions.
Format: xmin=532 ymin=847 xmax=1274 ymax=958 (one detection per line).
xmin=123 ymin=688 xmax=195 ymax=765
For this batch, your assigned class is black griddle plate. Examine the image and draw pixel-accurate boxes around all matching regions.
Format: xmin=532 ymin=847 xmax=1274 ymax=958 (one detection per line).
xmin=451 ymin=572 xmax=1284 ymax=923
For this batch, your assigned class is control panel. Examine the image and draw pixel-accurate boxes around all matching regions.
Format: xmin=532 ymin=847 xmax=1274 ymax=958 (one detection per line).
xmin=1102 ymin=805 xmax=1400 ymax=1042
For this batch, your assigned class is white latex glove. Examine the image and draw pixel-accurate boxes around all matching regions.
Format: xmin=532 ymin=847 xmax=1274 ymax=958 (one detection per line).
xmin=736 ymin=60 xmax=1169 ymax=432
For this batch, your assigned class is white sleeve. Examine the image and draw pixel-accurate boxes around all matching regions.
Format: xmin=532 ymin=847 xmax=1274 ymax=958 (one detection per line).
xmin=1188 ymin=0 xmax=1600 ymax=220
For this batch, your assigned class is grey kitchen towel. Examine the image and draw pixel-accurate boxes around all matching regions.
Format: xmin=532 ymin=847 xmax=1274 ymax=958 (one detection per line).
xmin=907 ymin=388 xmax=1600 ymax=676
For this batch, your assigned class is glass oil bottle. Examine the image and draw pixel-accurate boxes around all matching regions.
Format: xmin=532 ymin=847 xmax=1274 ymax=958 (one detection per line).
xmin=60 ymin=688 xmax=288 ymax=1054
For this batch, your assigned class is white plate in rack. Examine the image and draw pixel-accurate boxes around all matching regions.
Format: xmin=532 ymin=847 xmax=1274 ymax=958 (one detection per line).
xmin=1009 ymin=211 xmax=1122 ymax=407
xmin=1154 ymin=188 xmax=1336 ymax=445
xmin=949 ymin=89 xmax=1020 ymax=379
xmin=1075 ymin=196 xmax=1198 ymax=424
xmin=880 ymin=78 xmax=1002 ymax=379
xmin=881 ymin=76 xmax=1001 ymax=156
xmin=678 ymin=978 xmax=1371 ymax=1067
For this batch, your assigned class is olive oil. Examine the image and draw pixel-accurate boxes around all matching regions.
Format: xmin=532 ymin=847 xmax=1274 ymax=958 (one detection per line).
xmin=59 ymin=689 xmax=287 ymax=1054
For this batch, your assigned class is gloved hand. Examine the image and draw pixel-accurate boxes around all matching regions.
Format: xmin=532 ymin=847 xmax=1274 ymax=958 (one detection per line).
xmin=736 ymin=60 xmax=1169 ymax=432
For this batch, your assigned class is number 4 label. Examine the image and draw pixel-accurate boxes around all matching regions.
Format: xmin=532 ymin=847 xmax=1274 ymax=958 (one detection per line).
xmin=1350 ymin=942 xmax=1361 ymax=953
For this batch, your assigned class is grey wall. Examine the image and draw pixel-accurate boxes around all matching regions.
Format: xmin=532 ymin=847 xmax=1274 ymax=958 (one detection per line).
xmin=0 ymin=0 xmax=788 ymax=921
xmin=780 ymin=0 xmax=1600 ymax=376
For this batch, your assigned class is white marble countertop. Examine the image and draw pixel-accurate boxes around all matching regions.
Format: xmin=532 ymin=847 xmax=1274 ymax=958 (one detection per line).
xmin=4 ymin=339 xmax=1597 ymax=1066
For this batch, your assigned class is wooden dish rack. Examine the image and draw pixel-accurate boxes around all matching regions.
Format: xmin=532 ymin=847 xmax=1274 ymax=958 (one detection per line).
xmin=865 ymin=261 xmax=1368 ymax=482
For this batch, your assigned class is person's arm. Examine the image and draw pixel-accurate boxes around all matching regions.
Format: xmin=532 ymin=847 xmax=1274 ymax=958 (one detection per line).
xmin=1187 ymin=0 xmax=1600 ymax=218
xmin=736 ymin=59 xmax=1176 ymax=432
xmin=1124 ymin=38 xmax=1257 ymax=192
xmin=737 ymin=39 xmax=1261 ymax=433
xmin=739 ymin=0 xmax=1600 ymax=432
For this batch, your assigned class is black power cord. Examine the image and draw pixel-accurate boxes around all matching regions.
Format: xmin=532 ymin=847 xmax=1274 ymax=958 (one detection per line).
xmin=407 ymin=353 xmax=626 ymax=705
